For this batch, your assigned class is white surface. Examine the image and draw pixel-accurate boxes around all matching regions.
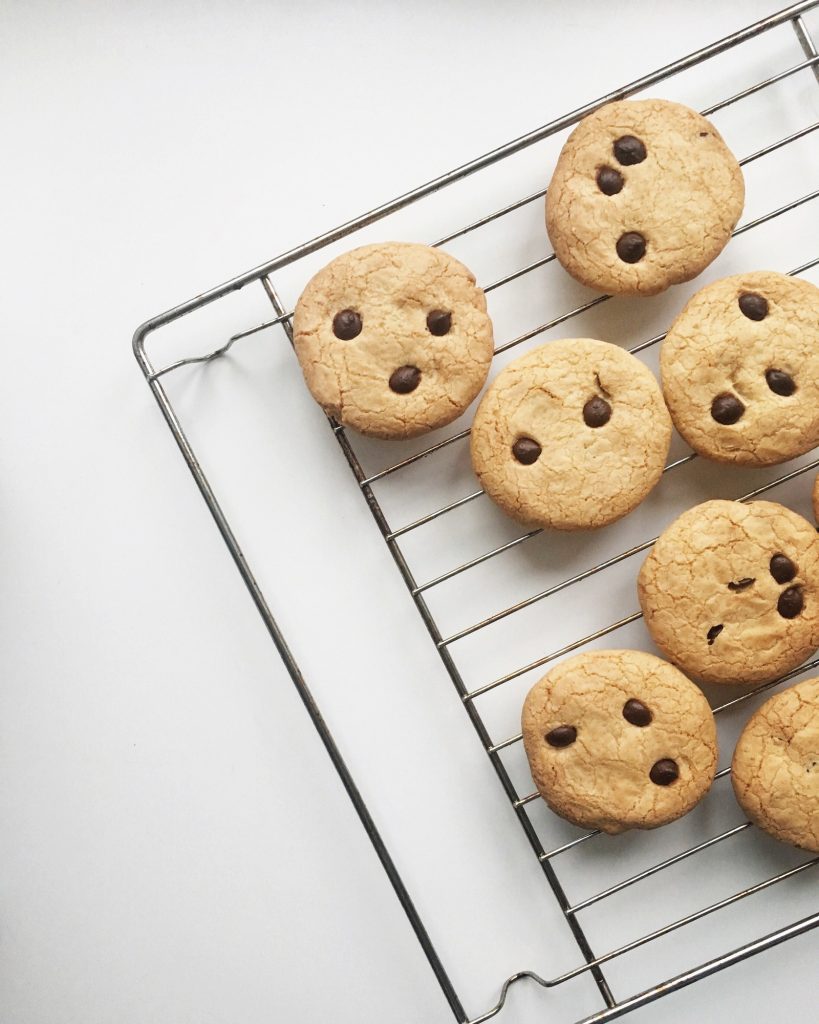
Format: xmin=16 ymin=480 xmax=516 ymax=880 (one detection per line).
xmin=2 ymin=2 xmax=819 ymax=1023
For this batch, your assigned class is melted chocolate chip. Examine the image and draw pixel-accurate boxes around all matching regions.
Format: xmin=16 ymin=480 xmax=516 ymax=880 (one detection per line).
xmin=583 ymin=396 xmax=612 ymax=427
xmin=596 ymin=166 xmax=624 ymax=195
xmin=738 ymin=292 xmax=768 ymax=321
xmin=546 ymin=725 xmax=577 ymax=748
xmin=765 ymin=368 xmax=796 ymax=397
xmin=650 ymin=758 xmax=679 ymax=785
xmin=778 ymin=586 xmax=803 ymax=619
xmin=623 ymin=699 xmax=652 ymax=727
xmin=711 ymin=393 xmax=744 ymax=425
xmin=426 ymin=309 xmax=452 ymax=336
xmin=512 ymin=437 xmax=542 ymax=465
xmin=613 ymin=135 xmax=647 ymax=165
xmin=770 ymin=554 xmax=797 ymax=584
xmin=332 ymin=309 xmax=362 ymax=340
xmin=707 ymin=624 xmax=724 ymax=645
xmin=389 ymin=365 xmax=421 ymax=394
xmin=727 ymin=578 xmax=755 ymax=592
xmin=616 ymin=231 xmax=646 ymax=263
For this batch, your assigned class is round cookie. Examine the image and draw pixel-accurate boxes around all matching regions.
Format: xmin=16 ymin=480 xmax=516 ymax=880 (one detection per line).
xmin=546 ymin=99 xmax=744 ymax=296
xmin=292 ymin=242 xmax=494 ymax=439
xmin=638 ymin=499 xmax=819 ymax=686
xmin=470 ymin=338 xmax=671 ymax=530
xmin=732 ymin=677 xmax=819 ymax=852
xmin=661 ymin=272 xmax=819 ymax=466
xmin=521 ymin=649 xmax=717 ymax=835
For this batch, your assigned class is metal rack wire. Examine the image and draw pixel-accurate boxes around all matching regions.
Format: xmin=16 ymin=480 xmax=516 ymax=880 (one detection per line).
xmin=134 ymin=4 xmax=819 ymax=1021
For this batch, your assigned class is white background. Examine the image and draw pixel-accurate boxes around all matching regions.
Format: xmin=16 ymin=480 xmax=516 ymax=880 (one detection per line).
xmin=3 ymin=2 xmax=819 ymax=1023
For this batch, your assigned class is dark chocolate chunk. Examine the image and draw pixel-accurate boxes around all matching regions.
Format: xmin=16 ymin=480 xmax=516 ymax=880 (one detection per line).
xmin=389 ymin=365 xmax=421 ymax=394
xmin=546 ymin=725 xmax=577 ymax=748
xmin=596 ymin=166 xmax=624 ymax=195
xmin=623 ymin=699 xmax=652 ymax=727
xmin=711 ymin=393 xmax=744 ymax=425
xmin=426 ymin=309 xmax=452 ymax=336
xmin=727 ymin=578 xmax=755 ymax=592
xmin=770 ymin=554 xmax=797 ymax=584
xmin=583 ymin=396 xmax=612 ymax=427
xmin=613 ymin=135 xmax=647 ymax=165
xmin=765 ymin=368 xmax=796 ymax=397
xmin=332 ymin=309 xmax=362 ymax=340
xmin=738 ymin=292 xmax=768 ymax=321
xmin=707 ymin=624 xmax=724 ymax=645
xmin=616 ymin=231 xmax=646 ymax=263
xmin=512 ymin=437 xmax=542 ymax=465
xmin=650 ymin=758 xmax=679 ymax=785
xmin=778 ymin=586 xmax=803 ymax=619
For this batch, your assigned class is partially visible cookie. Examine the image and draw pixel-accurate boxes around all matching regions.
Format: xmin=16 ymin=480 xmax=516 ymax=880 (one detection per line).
xmin=293 ymin=242 xmax=494 ymax=439
xmin=732 ymin=677 xmax=819 ymax=852
xmin=813 ymin=474 xmax=819 ymax=526
xmin=638 ymin=500 xmax=819 ymax=686
xmin=546 ymin=99 xmax=744 ymax=296
xmin=522 ymin=649 xmax=718 ymax=835
xmin=661 ymin=272 xmax=819 ymax=466
xmin=470 ymin=338 xmax=671 ymax=530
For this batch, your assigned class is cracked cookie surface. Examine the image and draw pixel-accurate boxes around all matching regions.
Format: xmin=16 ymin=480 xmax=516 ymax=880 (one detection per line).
xmin=293 ymin=242 xmax=494 ymax=439
xmin=661 ymin=272 xmax=819 ymax=466
xmin=732 ymin=676 xmax=819 ymax=852
xmin=546 ymin=99 xmax=744 ymax=296
xmin=638 ymin=500 xmax=819 ymax=686
xmin=470 ymin=338 xmax=671 ymax=530
xmin=522 ymin=649 xmax=717 ymax=834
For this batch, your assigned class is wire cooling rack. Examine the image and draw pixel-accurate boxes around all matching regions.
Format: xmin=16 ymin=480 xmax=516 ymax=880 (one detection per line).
xmin=134 ymin=4 xmax=819 ymax=1021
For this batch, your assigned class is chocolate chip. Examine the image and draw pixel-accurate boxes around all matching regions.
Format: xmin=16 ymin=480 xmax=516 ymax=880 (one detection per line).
xmin=765 ymin=368 xmax=796 ymax=396
xmin=711 ymin=393 xmax=744 ymax=425
xmin=778 ymin=586 xmax=803 ymax=619
xmin=616 ymin=232 xmax=646 ymax=263
xmin=546 ymin=725 xmax=577 ymax=748
xmin=623 ymin=699 xmax=652 ymax=727
xmin=770 ymin=553 xmax=797 ymax=584
xmin=613 ymin=135 xmax=646 ymax=165
xmin=596 ymin=166 xmax=624 ymax=195
xmin=727 ymin=578 xmax=755 ymax=592
xmin=738 ymin=292 xmax=768 ymax=321
xmin=512 ymin=437 xmax=542 ymax=465
xmin=707 ymin=624 xmax=724 ymax=645
xmin=699 ymin=131 xmax=710 ymax=137
xmin=389 ymin=365 xmax=421 ymax=394
xmin=583 ymin=396 xmax=612 ymax=427
xmin=332 ymin=309 xmax=362 ymax=340
xmin=650 ymin=758 xmax=679 ymax=785
xmin=426 ymin=309 xmax=452 ymax=336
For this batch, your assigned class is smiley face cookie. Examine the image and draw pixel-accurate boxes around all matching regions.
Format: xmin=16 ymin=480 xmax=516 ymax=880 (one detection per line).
xmin=522 ymin=649 xmax=717 ymax=834
xmin=732 ymin=677 xmax=819 ymax=852
xmin=470 ymin=338 xmax=671 ymax=530
xmin=546 ymin=99 xmax=744 ymax=296
xmin=293 ymin=242 xmax=494 ymax=439
xmin=638 ymin=500 xmax=819 ymax=686
xmin=661 ymin=272 xmax=819 ymax=466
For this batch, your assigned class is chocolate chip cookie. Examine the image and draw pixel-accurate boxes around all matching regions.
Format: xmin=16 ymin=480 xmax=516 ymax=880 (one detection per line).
xmin=470 ymin=338 xmax=671 ymax=530
xmin=732 ymin=677 xmax=819 ymax=852
xmin=661 ymin=272 xmax=819 ymax=465
xmin=293 ymin=242 xmax=494 ymax=439
xmin=546 ymin=99 xmax=744 ymax=296
xmin=522 ymin=649 xmax=718 ymax=834
xmin=638 ymin=500 xmax=819 ymax=686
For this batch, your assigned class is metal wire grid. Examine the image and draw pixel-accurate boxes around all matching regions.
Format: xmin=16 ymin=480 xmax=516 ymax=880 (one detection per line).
xmin=134 ymin=4 xmax=819 ymax=1022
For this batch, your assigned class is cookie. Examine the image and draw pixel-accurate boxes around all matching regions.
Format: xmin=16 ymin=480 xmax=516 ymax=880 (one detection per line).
xmin=522 ymin=649 xmax=717 ymax=835
xmin=546 ymin=99 xmax=744 ymax=296
xmin=292 ymin=242 xmax=494 ymax=439
xmin=731 ymin=677 xmax=819 ymax=852
xmin=470 ymin=338 xmax=671 ymax=530
xmin=814 ymin=474 xmax=819 ymax=525
xmin=638 ymin=500 xmax=819 ymax=686
xmin=661 ymin=272 xmax=819 ymax=466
